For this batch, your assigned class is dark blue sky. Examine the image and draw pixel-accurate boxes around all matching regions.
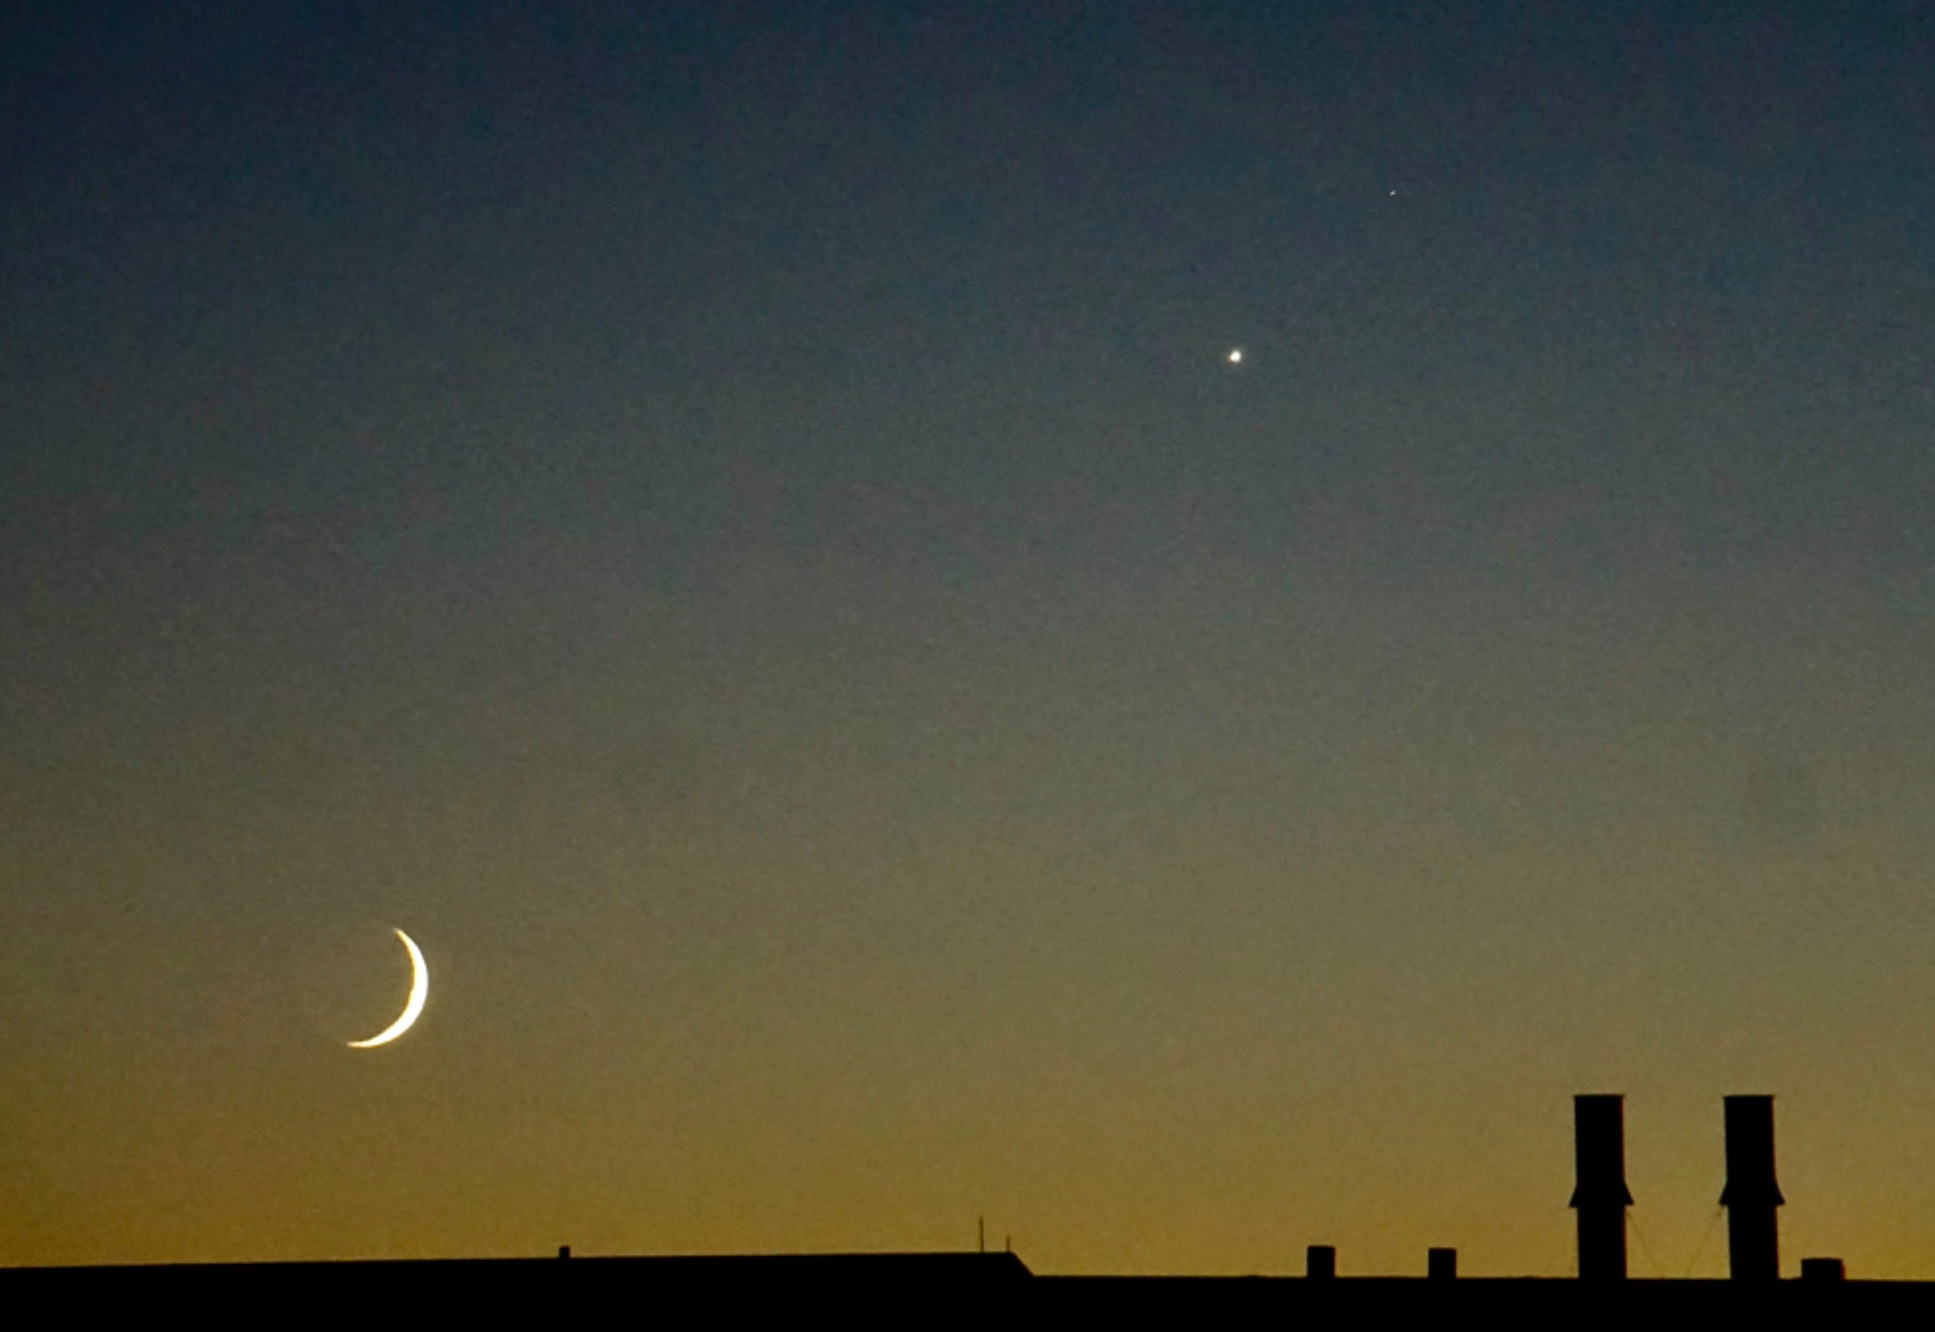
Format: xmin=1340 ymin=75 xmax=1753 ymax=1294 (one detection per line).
xmin=9 ymin=2 xmax=1928 ymax=512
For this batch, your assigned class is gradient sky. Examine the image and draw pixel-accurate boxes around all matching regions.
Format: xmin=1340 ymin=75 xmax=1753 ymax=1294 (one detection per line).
xmin=3 ymin=1 xmax=1933 ymax=1276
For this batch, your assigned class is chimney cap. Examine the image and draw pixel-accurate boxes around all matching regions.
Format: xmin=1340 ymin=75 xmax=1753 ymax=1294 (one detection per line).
xmin=1720 ymin=1095 xmax=1784 ymax=1208
xmin=1571 ymin=1093 xmax=1634 ymax=1208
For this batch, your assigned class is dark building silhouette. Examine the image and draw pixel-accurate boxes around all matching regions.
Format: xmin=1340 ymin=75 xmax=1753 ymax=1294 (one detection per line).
xmin=1721 ymin=1094 xmax=1784 ymax=1281
xmin=1570 ymin=1093 xmax=1633 ymax=1280
xmin=6 ymin=1094 xmax=1930 ymax=1317
xmin=0 ymin=1252 xmax=1034 ymax=1318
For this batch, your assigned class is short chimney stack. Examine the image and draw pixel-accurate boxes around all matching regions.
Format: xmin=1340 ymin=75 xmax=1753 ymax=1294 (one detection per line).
xmin=1306 ymin=1245 xmax=1335 ymax=1279
xmin=1427 ymin=1247 xmax=1457 ymax=1280
xmin=1721 ymin=1095 xmax=1784 ymax=1280
xmin=1570 ymin=1094 xmax=1633 ymax=1280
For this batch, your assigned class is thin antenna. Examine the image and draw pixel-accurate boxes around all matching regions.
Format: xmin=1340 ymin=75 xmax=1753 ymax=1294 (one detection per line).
xmin=978 ymin=1215 xmax=985 ymax=1253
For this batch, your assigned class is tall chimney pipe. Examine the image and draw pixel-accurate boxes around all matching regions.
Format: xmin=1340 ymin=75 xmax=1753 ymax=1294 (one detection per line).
xmin=1721 ymin=1095 xmax=1783 ymax=1280
xmin=1570 ymin=1094 xmax=1633 ymax=1280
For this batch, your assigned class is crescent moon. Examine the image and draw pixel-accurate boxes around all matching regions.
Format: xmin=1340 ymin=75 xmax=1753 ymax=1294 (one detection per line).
xmin=347 ymin=928 xmax=429 ymax=1049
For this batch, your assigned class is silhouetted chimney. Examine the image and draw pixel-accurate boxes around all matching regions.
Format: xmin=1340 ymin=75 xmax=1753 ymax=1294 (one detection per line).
xmin=1570 ymin=1094 xmax=1633 ymax=1280
xmin=1427 ymin=1247 xmax=1457 ymax=1280
xmin=1306 ymin=1245 xmax=1335 ymax=1279
xmin=1801 ymin=1257 xmax=1845 ymax=1281
xmin=1721 ymin=1095 xmax=1783 ymax=1280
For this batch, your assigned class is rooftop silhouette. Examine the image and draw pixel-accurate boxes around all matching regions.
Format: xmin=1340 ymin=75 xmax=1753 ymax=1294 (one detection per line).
xmin=6 ymin=1095 xmax=1933 ymax=1315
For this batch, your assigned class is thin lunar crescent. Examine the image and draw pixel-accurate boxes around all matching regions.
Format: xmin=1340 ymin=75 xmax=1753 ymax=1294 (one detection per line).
xmin=347 ymin=928 xmax=429 ymax=1049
